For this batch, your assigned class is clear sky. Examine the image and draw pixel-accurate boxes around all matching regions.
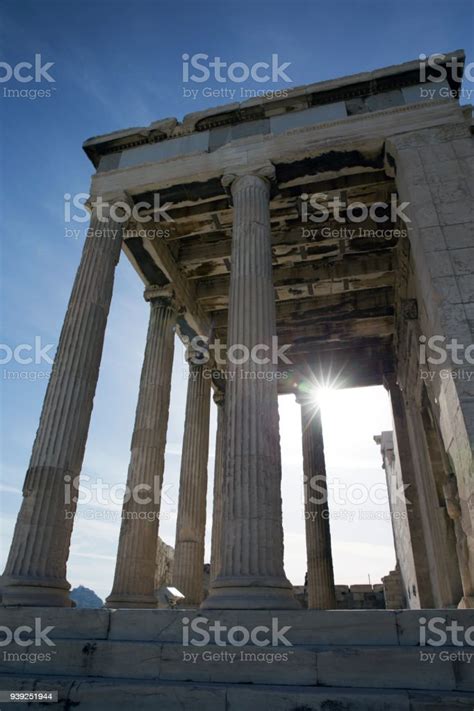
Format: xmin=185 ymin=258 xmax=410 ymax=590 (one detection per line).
xmin=1 ymin=0 xmax=472 ymax=600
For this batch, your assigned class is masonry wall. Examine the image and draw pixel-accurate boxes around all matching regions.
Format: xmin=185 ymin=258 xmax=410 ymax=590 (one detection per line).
xmin=387 ymin=112 xmax=474 ymax=606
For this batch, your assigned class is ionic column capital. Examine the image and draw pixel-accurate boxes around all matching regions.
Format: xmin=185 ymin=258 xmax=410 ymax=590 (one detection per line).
xmin=184 ymin=343 xmax=211 ymax=369
xmin=294 ymin=384 xmax=313 ymax=407
xmin=86 ymin=190 xmax=135 ymax=214
xmin=144 ymin=284 xmax=184 ymax=314
xmin=295 ymin=391 xmax=308 ymax=406
xmin=221 ymin=164 xmax=276 ymax=201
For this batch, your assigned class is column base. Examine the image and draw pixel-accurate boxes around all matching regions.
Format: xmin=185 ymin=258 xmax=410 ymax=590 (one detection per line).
xmin=105 ymin=593 xmax=158 ymax=609
xmin=202 ymin=585 xmax=301 ymax=610
xmin=175 ymin=602 xmax=200 ymax=610
xmin=0 ymin=576 xmax=72 ymax=607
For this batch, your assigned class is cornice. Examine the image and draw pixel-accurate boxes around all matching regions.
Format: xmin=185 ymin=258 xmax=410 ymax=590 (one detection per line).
xmin=83 ymin=51 xmax=465 ymax=167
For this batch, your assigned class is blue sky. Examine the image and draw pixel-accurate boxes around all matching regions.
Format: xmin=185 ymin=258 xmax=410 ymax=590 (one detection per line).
xmin=1 ymin=0 xmax=473 ymax=600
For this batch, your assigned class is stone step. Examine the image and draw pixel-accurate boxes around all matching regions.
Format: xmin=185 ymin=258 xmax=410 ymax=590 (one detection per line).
xmin=1 ymin=676 xmax=474 ymax=710
xmin=2 ymin=607 xmax=474 ymax=646
xmin=1 ymin=639 xmax=474 ymax=691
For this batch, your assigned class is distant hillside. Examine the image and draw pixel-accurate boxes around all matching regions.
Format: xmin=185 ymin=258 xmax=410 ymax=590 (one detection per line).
xmin=70 ymin=585 xmax=104 ymax=608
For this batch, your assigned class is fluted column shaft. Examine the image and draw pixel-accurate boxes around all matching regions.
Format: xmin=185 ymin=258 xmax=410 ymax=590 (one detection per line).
xmin=387 ymin=377 xmax=434 ymax=607
xmin=210 ymin=389 xmax=225 ymax=583
xmin=2 ymin=201 xmax=129 ymax=606
xmin=203 ymin=171 xmax=298 ymax=609
xmin=298 ymin=399 xmax=336 ymax=609
xmin=172 ymin=355 xmax=211 ymax=605
xmin=106 ymin=296 xmax=176 ymax=608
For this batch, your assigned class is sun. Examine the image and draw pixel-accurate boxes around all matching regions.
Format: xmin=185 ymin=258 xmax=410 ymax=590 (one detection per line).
xmin=292 ymin=363 xmax=347 ymax=412
xmin=311 ymin=385 xmax=335 ymax=407
xmin=293 ymin=380 xmax=339 ymax=410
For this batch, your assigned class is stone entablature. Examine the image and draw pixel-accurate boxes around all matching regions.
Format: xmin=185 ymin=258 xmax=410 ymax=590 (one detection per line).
xmin=83 ymin=51 xmax=463 ymax=171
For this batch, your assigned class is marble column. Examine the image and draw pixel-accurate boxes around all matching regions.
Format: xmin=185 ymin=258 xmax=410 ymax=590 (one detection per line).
xmin=210 ymin=388 xmax=225 ymax=583
xmin=106 ymin=291 xmax=177 ymax=608
xmin=297 ymin=393 xmax=336 ymax=609
xmin=203 ymin=169 xmax=298 ymax=609
xmin=1 ymin=197 xmax=130 ymax=606
xmin=386 ymin=376 xmax=434 ymax=608
xmin=405 ymin=394 xmax=463 ymax=607
xmin=172 ymin=349 xmax=211 ymax=606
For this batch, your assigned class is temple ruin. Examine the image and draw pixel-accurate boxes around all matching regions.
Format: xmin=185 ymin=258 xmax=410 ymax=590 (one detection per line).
xmin=1 ymin=51 xmax=473 ymax=708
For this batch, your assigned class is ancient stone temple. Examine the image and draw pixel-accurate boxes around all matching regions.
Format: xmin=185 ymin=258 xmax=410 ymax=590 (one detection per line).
xmin=1 ymin=52 xmax=474 ymax=708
